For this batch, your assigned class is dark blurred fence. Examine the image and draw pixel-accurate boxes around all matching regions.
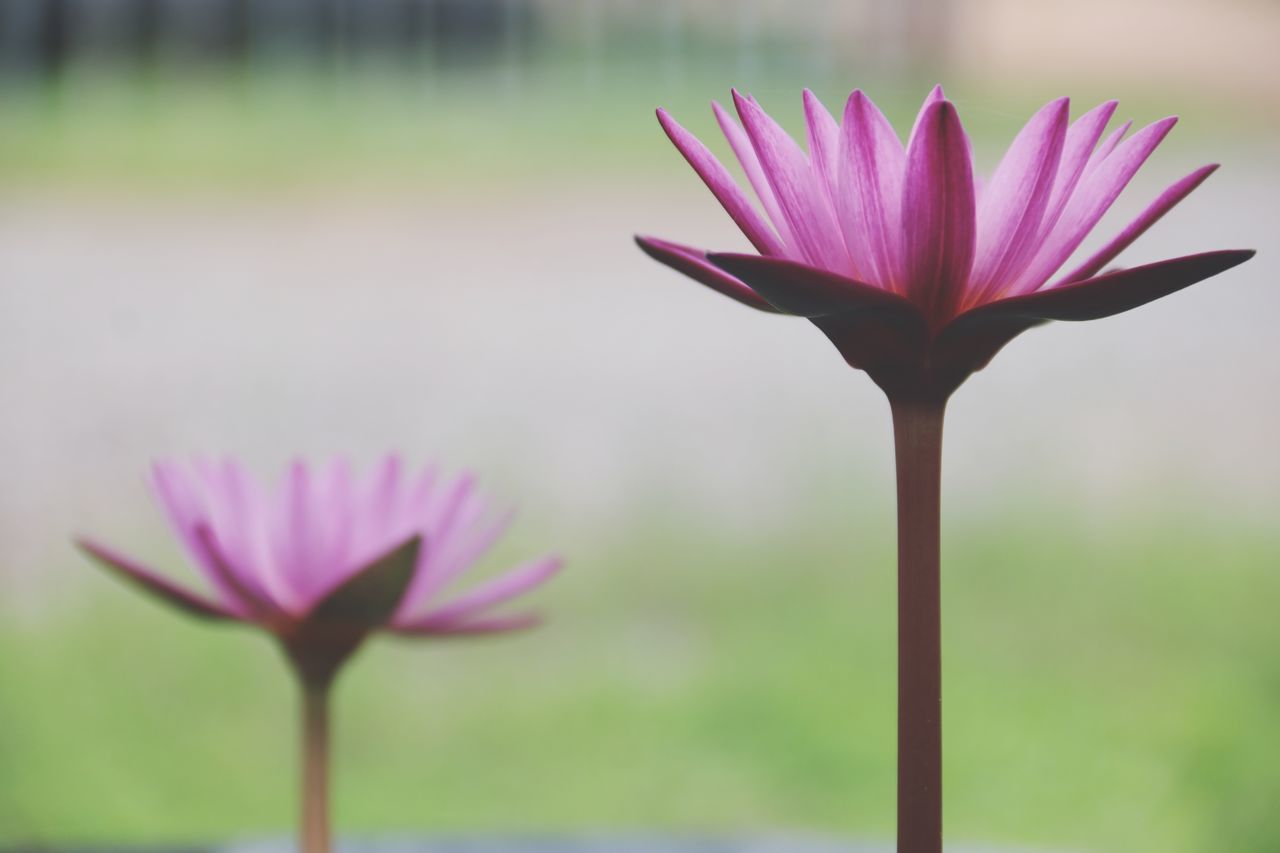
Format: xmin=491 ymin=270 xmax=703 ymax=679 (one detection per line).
xmin=0 ymin=0 xmax=539 ymax=78
xmin=0 ymin=0 xmax=952 ymax=85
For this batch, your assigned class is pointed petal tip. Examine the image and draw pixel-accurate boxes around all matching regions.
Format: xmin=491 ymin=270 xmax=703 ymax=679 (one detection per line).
xmin=74 ymin=536 xmax=126 ymax=569
xmin=635 ymin=236 xmax=782 ymax=313
xmin=1186 ymin=162 xmax=1221 ymax=183
xmin=923 ymin=98 xmax=962 ymax=128
xmin=979 ymin=249 xmax=1258 ymax=324
xmin=634 ymin=233 xmax=692 ymax=260
xmin=802 ymin=88 xmax=826 ymax=108
xmin=76 ymin=536 xmax=233 ymax=620
xmin=73 ymin=535 xmax=124 ymax=562
xmin=913 ymin=97 xmax=945 ymax=123
xmin=730 ymin=88 xmax=764 ymax=112
xmin=1083 ymin=99 xmax=1121 ymax=126
xmin=1054 ymin=161 xmax=1231 ymax=285
xmin=1133 ymin=115 xmax=1178 ymax=147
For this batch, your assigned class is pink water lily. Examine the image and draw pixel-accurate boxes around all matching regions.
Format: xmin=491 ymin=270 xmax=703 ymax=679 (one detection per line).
xmin=79 ymin=455 xmax=561 ymax=671
xmin=637 ymin=86 xmax=1253 ymax=398
xmin=77 ymin=455 xmax=562 ymax=853
xmin=636 ymin=86 xmax=1253 ymax=853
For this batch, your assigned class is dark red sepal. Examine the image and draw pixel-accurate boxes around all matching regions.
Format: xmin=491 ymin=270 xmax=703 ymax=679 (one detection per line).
xmin=76 ymin=537 xmax=234 ymax=620
xmin=281 ymin=535 xmax=423 ymax=686
xmin=635 ymin=236 xmax=780 ymax=313
xmin=957 ymin=250 xmax=1256 ymax=323
xmin=706 ymin=252 xmax=915 ymax=317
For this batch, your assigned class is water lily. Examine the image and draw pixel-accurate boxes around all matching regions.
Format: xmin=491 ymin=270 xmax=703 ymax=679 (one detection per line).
xmin=636 ymin=86 xmax=1253 ymax=852
xmin=77 ymin=455 xmax=562 ymax=853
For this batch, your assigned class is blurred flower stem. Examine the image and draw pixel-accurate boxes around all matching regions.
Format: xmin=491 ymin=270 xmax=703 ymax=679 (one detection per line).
xmin=890 ymin=393 xmax=946 ymax=852
xmin=299 ymin=670 xmax=333 ymax=853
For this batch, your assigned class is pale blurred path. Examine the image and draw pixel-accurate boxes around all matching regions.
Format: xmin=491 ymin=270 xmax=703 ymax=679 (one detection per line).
xmin=1 ymin=159 xmax=1277 ymax=592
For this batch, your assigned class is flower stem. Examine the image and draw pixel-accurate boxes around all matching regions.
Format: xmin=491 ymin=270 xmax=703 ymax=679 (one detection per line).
xmin=299 ymin=673 xmax=333 ymax=853
xmin=890 ymin=394 xmax=947 ymax=853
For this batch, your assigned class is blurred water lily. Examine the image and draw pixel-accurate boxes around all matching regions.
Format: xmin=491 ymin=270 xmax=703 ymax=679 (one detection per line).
xmin=77 ymin=455 xmax=562 ymax=853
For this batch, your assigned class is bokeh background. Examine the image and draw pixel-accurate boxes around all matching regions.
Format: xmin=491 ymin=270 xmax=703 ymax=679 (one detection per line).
xmin=1 ymin=1 xmax=1278 ymax=851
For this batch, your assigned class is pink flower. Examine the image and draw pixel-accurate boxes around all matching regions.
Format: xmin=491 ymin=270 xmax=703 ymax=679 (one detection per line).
xmin=77 ymin=455 xmax=563 ymax=683
xmin=637 ymin=86 xmax=1254 ymax=399
xmin=637 ymin=87 xmax=1257 ymax=851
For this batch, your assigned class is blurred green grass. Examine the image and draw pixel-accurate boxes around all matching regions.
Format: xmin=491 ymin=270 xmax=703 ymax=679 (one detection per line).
xmin=1 ymin=66 xmax=1272 ymax=193
xmin=1 ymin=500 xmax=1276 ymax=852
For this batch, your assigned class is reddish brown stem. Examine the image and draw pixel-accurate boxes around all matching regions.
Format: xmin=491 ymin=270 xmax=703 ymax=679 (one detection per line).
xmin=890 ymin=395 xmax=946 ymax=853
xmin=299 ymin=674 xmax=333 ymax=853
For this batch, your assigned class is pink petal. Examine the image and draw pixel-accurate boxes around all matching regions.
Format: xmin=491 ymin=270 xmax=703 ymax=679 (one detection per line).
xmin=396 ymin=506 xmax=519 ymax=622
xmin=427 ymin=480 xmax=490 ymax=579
xmin=151 ymin=461 xmax=265 ymax=611
xmin=1054 ymin=164 xmax=1219 ymax=284
xmin=900 ymin=100 xmax=977 ymax=326
xmin=405 ymin=463 xmax=441 ymax=517
xmin=267 ymin=460 xmax=306 ymax=598
xmin=313 ymin=457 xmax=356 ymax=592
xmin=193 ymin=525 xmax=282 ymax=620
xmin=366 ymin=454 xmax=403 ymax=532
xmin=967 ymin=97 xmax=1070 ymax=303
xmin=707 ymin=252 xmax=918 ymax=318
xmin=1011 ymin=116 xmax=1178 ymax=295
xmin=1033 ymin=100 xmax=1119 ymax=245
xmin=802 ymin=89 xmax=841 ymax=207
xmin=836 ymin=89 xmax=907 ymax=292
xmin=205 ymin=458 xmax=294 ymax=609
xmin=438 ymin=508 xmax=517 ymax=582
xmin=76 ymin=538 xmax=235 ymax=620
xmin=413 ymin=555 xmax=563 ymax=627
xmin=635 ymin=235 xmax=781 ymax=313
xmin=712 ymin=100 xmax=791 ymax=247
xmin=906 ymin=85 xmax=946 ymax=148
xmin=390 ymin=611 xmax=542 ymax=637
xmin=1090 ymin=120 xmax=1133 ymax=165
xmin=398 ymin=471 xmax=479 ymax=611
xmin=960 ymin=250 xmax=1254 ymax=322
xmin=732 ymin=89 xmax=849 ymax=274
xmin=656 ymin=108 xmax=785 ymax=257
